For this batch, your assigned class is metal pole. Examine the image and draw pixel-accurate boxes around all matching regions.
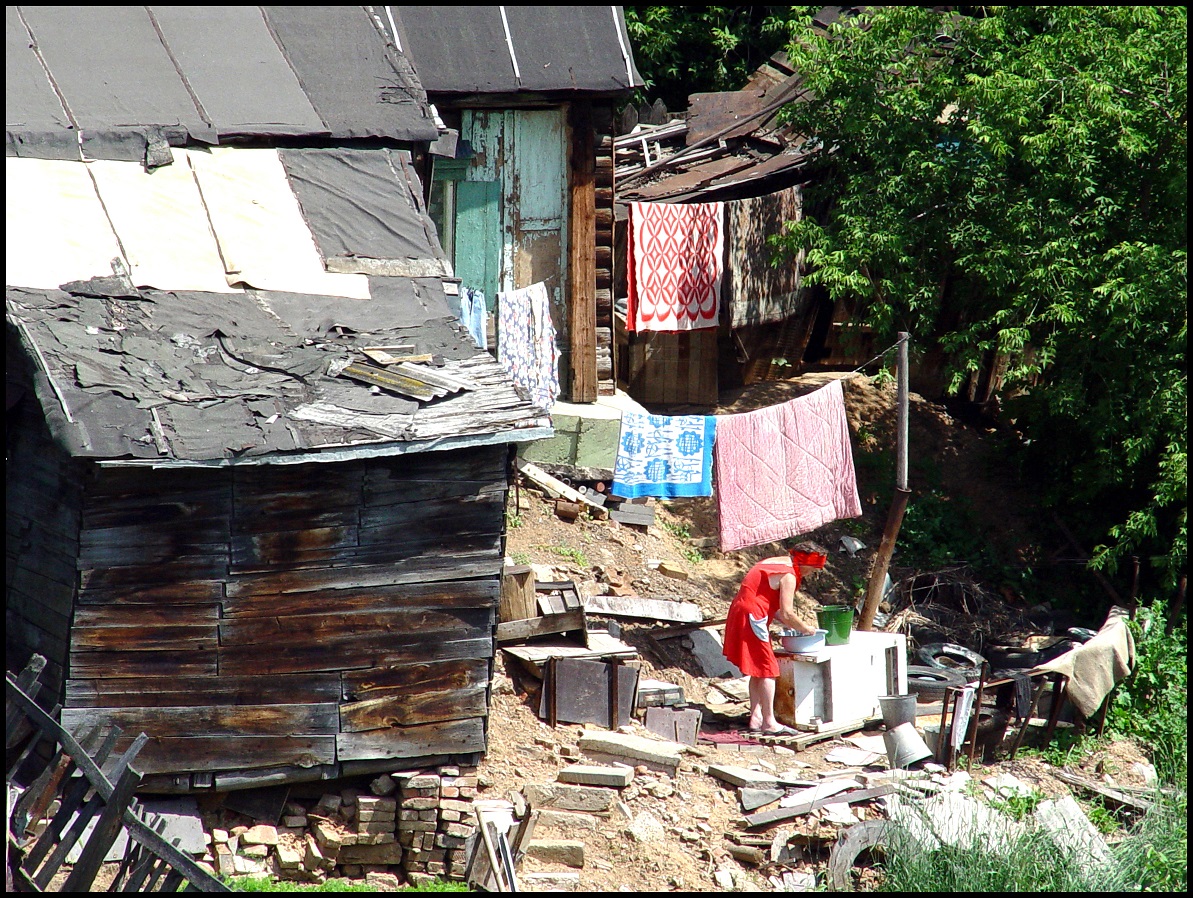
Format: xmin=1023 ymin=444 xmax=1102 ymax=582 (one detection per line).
xmin=857 ymin=333 xmax=911 ymax=631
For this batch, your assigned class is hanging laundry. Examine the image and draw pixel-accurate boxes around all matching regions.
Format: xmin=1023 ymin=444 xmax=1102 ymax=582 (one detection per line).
xmin=611 ymin=411 xmax=716 ymax=499
xmin=714 ymin=379 xmax=862 ymax=551
xmin=457 ymin=286 xmax=488 ymax=350
xmin=627 ymin=200 xmax=724 ymax=332
xmin=497 ymin=282 xmax=560 ymax=412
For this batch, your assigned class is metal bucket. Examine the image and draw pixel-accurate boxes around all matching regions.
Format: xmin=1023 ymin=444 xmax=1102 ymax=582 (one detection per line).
xmin=816 ymin=605 xmax=854 ymax=646
xmin=878 ymin=694 xmax=918 ymax=729
xmin=883 ymin=722 xmax=934 ymax=769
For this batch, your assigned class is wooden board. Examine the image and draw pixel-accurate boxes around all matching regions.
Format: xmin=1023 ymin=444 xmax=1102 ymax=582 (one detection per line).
xmin=61 ymin=702 xmax=340 ymax=737
xmin=496 ymin=609 xmax=588 ymax=645
xmin=539 ymin=657 xmax=638 ymax=728
xmin=626 ymin=327 xmax=718 ymax=407
xmin=336 ymin=718 xmax=487 ymax=761
xmin=340 ymin=683 xmax=489 ymax=731
xmin=110 ymin=735 xmax=336 ymax=775
xmin=66 ymin=673 xmax=342 ymax=708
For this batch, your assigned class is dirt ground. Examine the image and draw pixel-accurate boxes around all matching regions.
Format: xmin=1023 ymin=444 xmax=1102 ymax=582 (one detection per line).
xmin=481 ymin=372 xmax=1154 ymax=892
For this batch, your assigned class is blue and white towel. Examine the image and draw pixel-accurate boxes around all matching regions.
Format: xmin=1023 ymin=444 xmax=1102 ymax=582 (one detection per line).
xmin=611 ymin=411 xmax=716 ymax=499
xmin=458 ymin=286 xmax=488 ymax=350
xmin=497 ymin=282 xmax=559 ymax=412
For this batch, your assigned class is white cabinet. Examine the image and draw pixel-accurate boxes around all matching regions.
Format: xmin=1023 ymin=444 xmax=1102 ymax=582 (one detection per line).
xmin=774 ymin=630 xmax=908 ymax=728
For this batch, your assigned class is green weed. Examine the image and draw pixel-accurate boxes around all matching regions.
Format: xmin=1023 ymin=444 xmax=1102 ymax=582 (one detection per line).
xmin=509 ymin=551 xmax=531 ymax=566
xmin=659 ymin=519 xmax=692 ymax=540
xmin=505 ymin=509 xmax=523 ymax=529
xmin=540 ymin=545 xmax=588 ymax=567
xmin=988 ymin=788 xmax=1043 ymax=821
xmin=226 ymin=876 xmax=467 ymax=892
xmin=1107 ymin=601 xmax=1187 ymax=763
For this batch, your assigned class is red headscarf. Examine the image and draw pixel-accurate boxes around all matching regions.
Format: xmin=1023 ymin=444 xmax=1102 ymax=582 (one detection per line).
xmin=788 ymin=548 xmax=827 ymax=589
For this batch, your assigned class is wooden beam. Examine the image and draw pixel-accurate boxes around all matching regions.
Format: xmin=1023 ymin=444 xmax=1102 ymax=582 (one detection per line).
xmin=496 ymin=609 xmax=587 ymax=644
xmin=568 ymin=100 xmax=598 ymax=402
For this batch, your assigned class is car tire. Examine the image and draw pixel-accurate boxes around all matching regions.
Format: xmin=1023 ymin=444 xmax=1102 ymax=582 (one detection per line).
xmin=906 ymin=664 xmax=971 ymax=699
xmin=916 ymin=642 xmax=986 ymax=680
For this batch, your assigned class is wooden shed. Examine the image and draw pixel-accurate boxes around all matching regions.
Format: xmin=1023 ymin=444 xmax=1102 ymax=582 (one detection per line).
xmin=5 ymin=6 xmax=550 ymax=791
xmin=390 ymin=5 xmax=643 ymax=404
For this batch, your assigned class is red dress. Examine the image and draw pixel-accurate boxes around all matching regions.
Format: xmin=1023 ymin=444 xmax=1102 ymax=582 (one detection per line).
xmin=723 ymin=560 xmax=797 ymax=678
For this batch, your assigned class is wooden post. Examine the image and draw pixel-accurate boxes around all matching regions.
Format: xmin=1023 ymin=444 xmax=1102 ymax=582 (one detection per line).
xmin=567 ymin=100 xmax=598 ymax=402
xmin=857 ymin=333 xmax=910 ymax=631
xmin=1164 ymin=575 xmax=1185 ymax=636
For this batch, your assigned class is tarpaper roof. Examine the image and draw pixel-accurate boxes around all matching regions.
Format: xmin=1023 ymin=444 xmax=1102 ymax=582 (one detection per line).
xmin=6 ymin=6 xmax=437 ymax=160
xmin=392 ymin=6 xmax=642 ymax=95
xmin=7 ymin=282 xmax=550 ymax=463
xmin=5 ymin=146 xmax=548 ymax=462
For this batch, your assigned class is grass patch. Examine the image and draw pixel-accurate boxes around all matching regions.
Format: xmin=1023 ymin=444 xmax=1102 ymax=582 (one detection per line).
xmin=876 ymin=765 xmax=1187 ymax=893
xmin=226 ymin=876 xmax=466 ymax=892
xmin=538 ymin=545 xmax=588 ymax=567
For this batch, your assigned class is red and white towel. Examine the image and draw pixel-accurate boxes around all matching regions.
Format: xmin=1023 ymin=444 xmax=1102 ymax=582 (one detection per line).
xmin=627 ymin=200 xmax=724 ymax=331
xmin=714 ymin=380 xmax=862 ymax=551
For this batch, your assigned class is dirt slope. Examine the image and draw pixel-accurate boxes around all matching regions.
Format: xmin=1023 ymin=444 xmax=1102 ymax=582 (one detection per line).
xmin=482 ymin=372 xmax=1149 ymax=892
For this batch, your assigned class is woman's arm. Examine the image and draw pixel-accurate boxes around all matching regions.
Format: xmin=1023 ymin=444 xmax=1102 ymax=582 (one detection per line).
xmin=774 ymin=573 xmax=816 ymax=633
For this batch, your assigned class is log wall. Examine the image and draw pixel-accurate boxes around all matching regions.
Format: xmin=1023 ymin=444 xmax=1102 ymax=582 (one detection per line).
xmin=60 ymin=445 xmax=509 ymax=790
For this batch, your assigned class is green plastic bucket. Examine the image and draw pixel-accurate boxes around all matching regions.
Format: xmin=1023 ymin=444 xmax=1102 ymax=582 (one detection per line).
xmin=817 ymin=605 xmax=854 ymax=646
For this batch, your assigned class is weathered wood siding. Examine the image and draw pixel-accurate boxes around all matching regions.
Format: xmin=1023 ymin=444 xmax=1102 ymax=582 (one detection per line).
xmin=594 ymin=106 xmax=617 ymax=395
xmin=62 ymin=445 xmax=508 ymax=789
xmin=6 ymin=374 xmax=82 ymax=703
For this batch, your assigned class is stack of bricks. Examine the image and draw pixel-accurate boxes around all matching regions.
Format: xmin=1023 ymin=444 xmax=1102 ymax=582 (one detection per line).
xmin=395 ymin=765 xmax=479 ymax=880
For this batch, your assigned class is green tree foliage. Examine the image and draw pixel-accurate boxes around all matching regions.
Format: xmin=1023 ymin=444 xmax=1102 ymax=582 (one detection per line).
xmin=772 ymin=6 xmax=1187 ymax=589
xmin=622 ymin=6 xmax=803 ymax=109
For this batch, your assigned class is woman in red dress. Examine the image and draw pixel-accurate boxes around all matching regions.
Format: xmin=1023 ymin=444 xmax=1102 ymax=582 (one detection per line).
xmin=723 ymin=546 xmax=826 ymax=734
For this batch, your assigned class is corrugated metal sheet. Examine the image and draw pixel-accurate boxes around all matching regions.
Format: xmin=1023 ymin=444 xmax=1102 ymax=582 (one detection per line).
xmin=393 ymin=6 xmax=642 ymax=95
xmin=5 ymin=6 xmax=436 ymax=160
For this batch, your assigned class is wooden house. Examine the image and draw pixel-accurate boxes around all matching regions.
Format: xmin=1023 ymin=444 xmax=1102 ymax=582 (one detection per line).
xmin=5 ymin=6 xmax=550 ymax=792
xmin=389 ymin=6 xmax=643 ymax=403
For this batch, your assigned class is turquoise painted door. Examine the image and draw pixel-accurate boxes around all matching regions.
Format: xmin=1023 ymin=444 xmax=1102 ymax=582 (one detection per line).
xmin=454 ymin=179 xmax=501 ymax=305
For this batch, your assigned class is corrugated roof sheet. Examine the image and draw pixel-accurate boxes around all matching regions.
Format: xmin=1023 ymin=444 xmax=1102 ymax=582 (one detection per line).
xmin=5 ymin=6 xmax=437 ymax=160
xmin=393 ymin=5 xmax=642 ymax=95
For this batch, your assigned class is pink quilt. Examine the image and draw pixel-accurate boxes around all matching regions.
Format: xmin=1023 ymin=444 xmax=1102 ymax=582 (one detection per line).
xmin=714 ymin=380 xmax=862 ymax=551
xmin=627 ymin=200 xmax=723 ymax=332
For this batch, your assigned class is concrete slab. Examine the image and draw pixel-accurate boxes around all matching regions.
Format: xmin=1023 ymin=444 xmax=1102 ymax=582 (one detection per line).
xmin=688 ymin=628 xmax=743 ymax=679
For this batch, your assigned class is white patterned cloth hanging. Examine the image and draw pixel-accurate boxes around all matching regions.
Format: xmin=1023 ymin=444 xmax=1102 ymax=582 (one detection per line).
xmin=611 ymin=411 xmax=715 ymax=498
xmin=497 ymin=282 xmax=559 ymax=412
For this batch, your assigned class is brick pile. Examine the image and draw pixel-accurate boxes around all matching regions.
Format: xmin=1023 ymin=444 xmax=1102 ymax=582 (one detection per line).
xmin=395 ymin=764 xmax=480 ymax=880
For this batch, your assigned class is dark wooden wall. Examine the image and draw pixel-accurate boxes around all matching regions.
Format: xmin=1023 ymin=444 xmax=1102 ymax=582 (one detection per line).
xmin=56 ymin=445 xmax=508 ymax=791
xmin=6 ymin=377 xmax=82 ymax=704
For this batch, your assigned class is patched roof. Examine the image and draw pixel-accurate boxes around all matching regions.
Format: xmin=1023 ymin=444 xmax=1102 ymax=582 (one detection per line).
xmin=6 ymin=5 xmax=438 ymax=161
xmin=7 ymin=282 xmax=550 ymax=464
xmin=392 ymin=5 xmax=642 ymax=96
xmin=5 ymin=145 xmax=548 ymax=464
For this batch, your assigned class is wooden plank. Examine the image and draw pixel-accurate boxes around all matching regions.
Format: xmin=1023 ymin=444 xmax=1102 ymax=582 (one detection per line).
xmin=496 ymin=609 xmax=587 ymax=644
xmin=72 ymin=604 xmax=221 ymax=628
xmin=583 ymin=595 xmax=703 ymax=623
xmin=743 ymin=784 xmax=897 ymax=829
xmin=77 ymin=580 xmax=226 ymax=605
xmin=218 ymin=606 xmax=493 ymax=647
xmin=343 ymin=658 xmax=489 ymax=699
xmin=514 ymin=458 xmax=608 ymax=518
xmin=78 ymin=556 xmax=228 ymax=590
xmin=111 ymin=735 xmax=336 ymax=774
xmin=230 ymin=526 xmax=359 ymax=564
xmin=218 ymin=631 xmax=494 ymax=677
xmin=229 ymin=530 xmax=503 ymax=575
xmin=499 ymin=566 xmax=538 ymax=622
xmin=71 ymin=623 xmax=219 ymax=652
xmin=568 ymin=99 xmax=598 ymax=402
xmin=223 ymin=552 xmax=501 ymax=597
xmin=78 ymin=542 xmax=228 ymax=569
xmin=340 ymin=683 xmax=489 ymax=731
xmin=65 ymin=673 xmax=342 ymax=708
xmin=336 ymin=718 xmax=486 ymax=761
xmin=68 ymin=650 xmax=217 ymax=679
xmin=61 ymin=703 xmax=340 ymax=737
xmin=222 ymin=579 xmax=498 ymax=618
